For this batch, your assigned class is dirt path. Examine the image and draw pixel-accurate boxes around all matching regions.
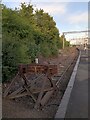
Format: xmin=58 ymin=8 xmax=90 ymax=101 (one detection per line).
xmin=3 ymin=99 xmax=49 ymax=118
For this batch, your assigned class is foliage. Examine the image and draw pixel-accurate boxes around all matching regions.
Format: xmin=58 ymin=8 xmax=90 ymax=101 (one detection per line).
xmin=2 ymin=3 xmax=70 ymax=82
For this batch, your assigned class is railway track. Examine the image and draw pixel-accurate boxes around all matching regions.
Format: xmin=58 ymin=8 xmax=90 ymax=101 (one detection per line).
xmin=56 ymin=55 xmax=78 ymax=87
xmin=3 ymin=48 xmax=79 ymax=109
xmin=40 ymin=52 xmax=79 ymax=111
xmin=2 ymin=48 xmax=80 ymax=119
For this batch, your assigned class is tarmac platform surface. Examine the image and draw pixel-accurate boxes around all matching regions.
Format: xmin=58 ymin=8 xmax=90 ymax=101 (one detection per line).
xmin=55 ymin=49 xmax=88 ymax=119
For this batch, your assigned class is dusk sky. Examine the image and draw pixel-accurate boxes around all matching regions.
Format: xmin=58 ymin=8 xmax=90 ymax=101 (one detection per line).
xmin=2 ymin=0 xmax=88 ymax=43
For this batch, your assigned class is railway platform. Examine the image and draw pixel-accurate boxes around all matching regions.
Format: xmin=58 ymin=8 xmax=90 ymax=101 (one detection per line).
xmin=55 ymin=49 xmax=88 ymax=119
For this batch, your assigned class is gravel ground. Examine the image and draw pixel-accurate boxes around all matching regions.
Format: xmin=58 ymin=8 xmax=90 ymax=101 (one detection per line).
xmin=2 ymin=47 xmax=79 ymax=118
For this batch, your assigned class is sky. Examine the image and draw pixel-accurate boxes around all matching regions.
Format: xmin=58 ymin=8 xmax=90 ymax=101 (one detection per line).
xmin=2 ymin=0 xmax=89 ymax=44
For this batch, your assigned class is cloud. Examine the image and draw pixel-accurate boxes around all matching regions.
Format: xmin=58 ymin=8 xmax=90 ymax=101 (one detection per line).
xmin=3 ymin=0 xmax=68 ymax=15
xmin=3 ymin=0 xmax=88 ymax=3
xmin=3 ymin=0 xmax=30 ymax=2
xmin=68 ymin=11 xmax=88 ymax=24
xmin=34 ymin=3 xmax=68 ymax=15
xmin=33 ymin=0 xmax=67 ymax=2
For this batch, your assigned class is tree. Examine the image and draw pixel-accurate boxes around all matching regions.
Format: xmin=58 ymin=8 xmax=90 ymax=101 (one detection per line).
xmin=2 ymin=3 xmax=69 ymax=82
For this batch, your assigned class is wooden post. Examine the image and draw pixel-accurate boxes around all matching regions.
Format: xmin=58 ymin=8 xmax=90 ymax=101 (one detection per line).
xmin=34 ymin=76 xmax=47 ymax=109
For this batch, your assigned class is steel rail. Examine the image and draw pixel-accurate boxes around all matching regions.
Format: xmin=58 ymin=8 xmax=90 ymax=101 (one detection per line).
xmin=56 ymin=55 xmax=78 ymax=87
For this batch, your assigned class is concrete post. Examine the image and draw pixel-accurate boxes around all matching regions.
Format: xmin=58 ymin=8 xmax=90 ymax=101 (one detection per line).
xmin=35 ymin=58 xmax=38 ymax=64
